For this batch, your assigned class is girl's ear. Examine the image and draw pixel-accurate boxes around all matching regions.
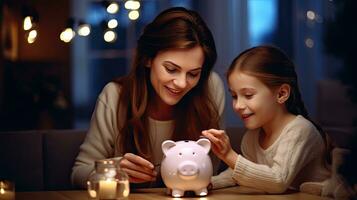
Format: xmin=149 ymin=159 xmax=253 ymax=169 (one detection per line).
xmin=276 ymin=84 xmax=291 ymax=104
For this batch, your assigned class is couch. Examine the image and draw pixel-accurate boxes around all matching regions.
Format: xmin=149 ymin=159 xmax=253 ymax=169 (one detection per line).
xmin=0 ymin=129 xmax=86 ymax=191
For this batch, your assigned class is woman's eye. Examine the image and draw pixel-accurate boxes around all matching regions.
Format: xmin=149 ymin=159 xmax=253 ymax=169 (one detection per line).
xmin=188 ymin=72 xmax=199 ymax=78
xmin=231 ymin=94 xmax=237 ymax=99
xmin=165 ymin=67 xmax=176 ymax=73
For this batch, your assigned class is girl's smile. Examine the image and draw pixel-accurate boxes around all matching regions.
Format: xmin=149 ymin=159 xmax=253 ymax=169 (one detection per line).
xmin=228 ymin=71 xmax=280 ymax=130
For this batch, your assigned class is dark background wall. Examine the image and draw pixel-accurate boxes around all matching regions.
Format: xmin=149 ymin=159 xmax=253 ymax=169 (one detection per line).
xmin=0 ymin=0 xmax=356 ymax=131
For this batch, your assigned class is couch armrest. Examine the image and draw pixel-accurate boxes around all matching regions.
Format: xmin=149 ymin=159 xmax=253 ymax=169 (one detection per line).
xmin=0 ymin=131 xmax=44 ymax=191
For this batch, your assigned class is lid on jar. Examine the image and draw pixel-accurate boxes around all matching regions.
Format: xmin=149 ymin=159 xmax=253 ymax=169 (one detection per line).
xmin=95 ymin=159 xmax=118 ymax=168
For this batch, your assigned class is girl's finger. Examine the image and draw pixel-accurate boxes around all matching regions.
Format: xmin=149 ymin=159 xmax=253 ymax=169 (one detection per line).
xmin=202 ymin=132 xmax=221 ymax=145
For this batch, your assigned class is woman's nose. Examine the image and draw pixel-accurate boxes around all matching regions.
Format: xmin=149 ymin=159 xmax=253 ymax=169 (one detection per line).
xmin=173 ymin=75 xmax=187 ymax=89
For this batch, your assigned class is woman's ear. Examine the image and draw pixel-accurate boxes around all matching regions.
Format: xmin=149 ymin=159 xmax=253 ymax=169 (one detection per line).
xmin=145 ymin=59 xmax=152 ymax=68
xmin=276 ymin=84 xmax=291 ymax=104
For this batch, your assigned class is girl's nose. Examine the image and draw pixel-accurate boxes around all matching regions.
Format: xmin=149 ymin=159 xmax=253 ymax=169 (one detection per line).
xmin=233 ymin=98 xmax=245 ymax=111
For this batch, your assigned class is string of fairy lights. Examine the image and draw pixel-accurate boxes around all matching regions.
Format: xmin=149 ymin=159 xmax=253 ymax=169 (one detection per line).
xmin=304 ymin=9 xmax=323 ymax=49
xmin=22 ymin=0 xmax=141 ymax=44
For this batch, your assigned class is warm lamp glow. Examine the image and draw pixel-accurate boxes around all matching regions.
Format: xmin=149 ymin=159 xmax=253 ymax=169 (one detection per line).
xmin=108 ymin=19 xmax=118 ymax=29
xmin=125 ymin=0 xmax=141 ymax=10
xmin=107 ymin=2 xmax=119 ymax=14
xmin=128 ymin=10 xmax=139 ymax=20
xmin=27 ymin=29 xmax=37 ymax=43
xmin=23 ymin=16 xmax=33 ymax=30
xmin=104 ymin=30 xmax=117 ymax=43
xmin=60 ymin=28 xmax=75 ymax=43
xmin=78 ymin=24 xmax=91 ymax=36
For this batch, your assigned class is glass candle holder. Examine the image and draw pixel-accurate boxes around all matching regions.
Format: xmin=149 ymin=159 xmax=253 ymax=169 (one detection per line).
xmin=0 ymin=180 xmax=15 ymax=200
xmin=87 ymin=159 xmax=130 ymax=200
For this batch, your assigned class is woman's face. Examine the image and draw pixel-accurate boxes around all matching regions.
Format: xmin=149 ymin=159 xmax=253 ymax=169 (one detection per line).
xmin=149 ymin=45 xmax=204 ymax=106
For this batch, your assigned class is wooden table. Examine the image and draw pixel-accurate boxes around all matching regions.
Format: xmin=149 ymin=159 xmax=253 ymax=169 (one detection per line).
xmin=16 ymin=186 xmax=325 ymax=200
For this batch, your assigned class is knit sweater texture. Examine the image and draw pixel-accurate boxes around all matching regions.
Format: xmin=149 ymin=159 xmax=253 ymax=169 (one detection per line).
xmin=212 ymin=115 xmax=330 ymax=193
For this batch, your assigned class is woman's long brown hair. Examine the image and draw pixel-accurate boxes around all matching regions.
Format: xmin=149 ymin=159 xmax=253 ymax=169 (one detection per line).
xmin=227 ymin=45 xmax=332 ymax=165
xmin=114 ymin=7 xmax=220 ymax=160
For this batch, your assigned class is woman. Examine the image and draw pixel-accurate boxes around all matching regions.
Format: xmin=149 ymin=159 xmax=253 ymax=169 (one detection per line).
xmin=71 ymin=7 xmax=225 ymax=188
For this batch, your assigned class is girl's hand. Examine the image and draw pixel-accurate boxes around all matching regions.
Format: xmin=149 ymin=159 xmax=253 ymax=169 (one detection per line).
xmin=119 ymin=153 xmax=157 ymax=183
xmin=202 ymin=129 xmax=238 ymax=169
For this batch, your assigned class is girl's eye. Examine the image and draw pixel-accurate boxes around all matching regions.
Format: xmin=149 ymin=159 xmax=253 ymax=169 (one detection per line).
xmin=245 ymin=94 xmax=253 ymax=99
xmin=231 ymin=94 xmax=237 ymax=99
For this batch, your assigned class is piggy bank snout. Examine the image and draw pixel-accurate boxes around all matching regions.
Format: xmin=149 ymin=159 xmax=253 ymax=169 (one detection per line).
xmin=178 ymin=161 xmax=198 ymax=179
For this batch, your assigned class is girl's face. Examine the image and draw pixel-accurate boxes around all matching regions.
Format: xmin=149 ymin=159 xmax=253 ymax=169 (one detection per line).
xmin=228 ymin=71 xmax=280 ymax=130
xmin=149 ymin=45 xmax=204 ymax=107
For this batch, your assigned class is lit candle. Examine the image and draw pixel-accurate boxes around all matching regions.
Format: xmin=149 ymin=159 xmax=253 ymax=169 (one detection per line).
xmin=99 ymin=180 xmax=117 ymax=199
xmin=0 ymin=188 xmax=15 ymax=200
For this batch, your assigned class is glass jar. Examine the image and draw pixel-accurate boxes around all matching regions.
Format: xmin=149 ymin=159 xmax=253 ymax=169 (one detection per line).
xmin=0 ymin=180 xmax=15 ymax=200
xmin=87 ymin=159 xmax=129 ymax=200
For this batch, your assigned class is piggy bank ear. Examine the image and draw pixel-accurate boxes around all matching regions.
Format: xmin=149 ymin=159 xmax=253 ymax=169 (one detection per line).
xmin=197 ymin=138 xmax=211 ymax=154
xmin=162 ymin=140 xmax=176 ymax=156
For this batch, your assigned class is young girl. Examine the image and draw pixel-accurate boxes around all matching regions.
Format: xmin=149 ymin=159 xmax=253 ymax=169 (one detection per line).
xmin=71 ymin=7 xmax=225 ymax=189
xmin=202 ymin=45 xmax=331 ymax=193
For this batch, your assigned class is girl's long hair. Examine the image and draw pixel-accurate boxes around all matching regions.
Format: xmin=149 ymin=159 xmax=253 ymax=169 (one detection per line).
xmin=227 ymin=45 xmax=332 ymax=165
xmin=114 ymin=7 xmax=220 ymax=160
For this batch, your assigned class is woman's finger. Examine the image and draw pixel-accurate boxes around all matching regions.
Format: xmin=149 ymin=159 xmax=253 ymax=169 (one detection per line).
xmin=123 ymin=153 xmax=154 ymax=169
xmin=122 ymin=168 xmax=156 ymax=183
xmin=205 ymin=129 xmax=226 ymax=136
xmin=128 ymin=176 xmax=150 ymax=183
xmin=120 ymin=158 xmax=156 ymax=176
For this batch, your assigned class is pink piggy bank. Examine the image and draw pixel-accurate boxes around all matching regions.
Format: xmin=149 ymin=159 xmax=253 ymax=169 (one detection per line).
xmin=160 ymin=138 xmax=213 ymax=197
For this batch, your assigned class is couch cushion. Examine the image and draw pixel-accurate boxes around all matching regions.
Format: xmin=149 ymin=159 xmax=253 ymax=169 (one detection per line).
xmin=317 ymin=79 xmax=357 ymax=128
xmin=0 ymin=131 xmax=44 ymax=191
xmin=43 ymin=129 xmax=86 ymax=190
xmin=324 ymin=127 xmax=355 ymax=148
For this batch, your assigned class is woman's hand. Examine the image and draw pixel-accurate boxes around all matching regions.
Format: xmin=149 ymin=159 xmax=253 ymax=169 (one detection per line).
xmin=119 ymin=153 xmax=157 ymax=183
xmin=202 ymin=129 xmax=238 ymax=169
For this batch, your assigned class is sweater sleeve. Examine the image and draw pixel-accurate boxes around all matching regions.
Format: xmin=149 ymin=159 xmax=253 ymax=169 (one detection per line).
xmin=211 ymin=167 xmax=237 ymax=189
xmin=71 ymin=83 xmax=122 ymax=189
xmin=232 ymin=122 xmax=323 ymax=193
xmin=210 ymin=130 xmax=254 ymax=189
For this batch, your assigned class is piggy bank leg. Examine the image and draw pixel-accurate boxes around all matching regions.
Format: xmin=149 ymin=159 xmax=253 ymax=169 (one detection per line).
xmin=166 ymin=188 xmax=172 ymax=195
xmin=195 ymin=188 xmax=208 ymax=196
xmin=172 ymin=189 xmax=184 ymax=197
